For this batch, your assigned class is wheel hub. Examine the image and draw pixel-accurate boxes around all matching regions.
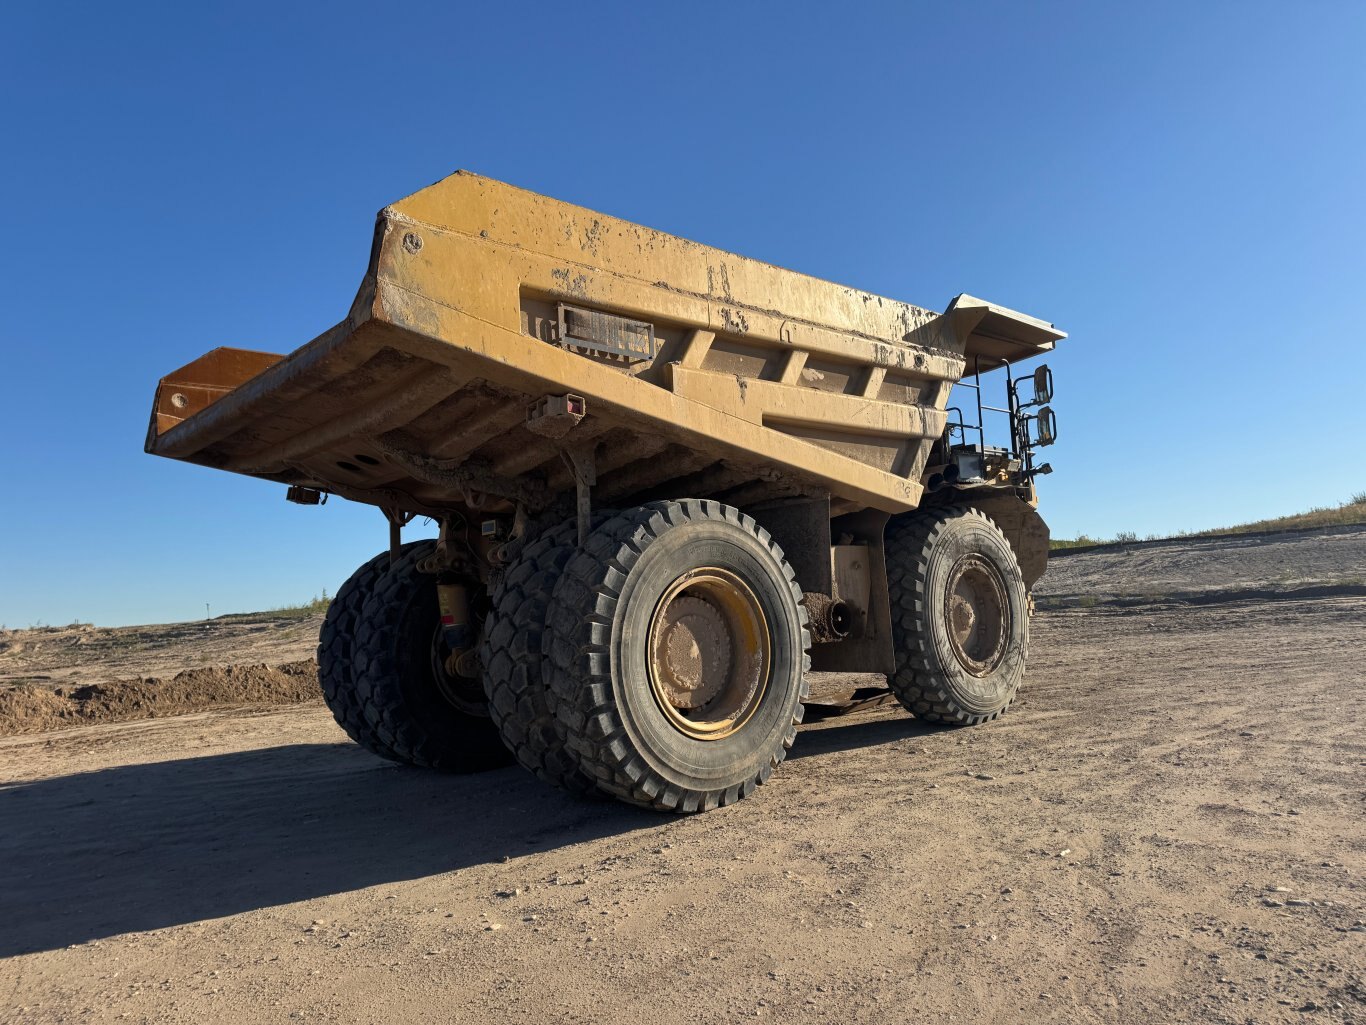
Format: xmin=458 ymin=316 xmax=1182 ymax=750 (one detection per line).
xmin=943 ymin=554 xmax=1009 ymax=677
xmin=949 ymin=595 xmax=978 ymax=638
xmin=654 ymin=595 xmax=733 ymax=711
xmin=646 ymin=569 xmax=771 ymax=741
xmin=429 ymin=625 xmax=487 ymax=717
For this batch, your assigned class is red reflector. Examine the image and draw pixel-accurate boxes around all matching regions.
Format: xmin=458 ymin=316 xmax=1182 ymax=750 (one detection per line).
xmin=440 ymin=615 xmax=455 ymax=626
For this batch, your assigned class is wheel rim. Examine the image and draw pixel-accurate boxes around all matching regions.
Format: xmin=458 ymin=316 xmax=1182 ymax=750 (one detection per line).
xmin=646 ymin=568 xmax=771 ymax=741
xmin=943 ymin=554 xmax=1009 ymax=677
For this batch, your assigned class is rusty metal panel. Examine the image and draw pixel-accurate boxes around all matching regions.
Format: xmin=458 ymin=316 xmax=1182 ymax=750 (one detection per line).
xmin=147 ymin=348 xmax=283 ymax=439
xmin=556 ymin=304 xmax=657 ymax=363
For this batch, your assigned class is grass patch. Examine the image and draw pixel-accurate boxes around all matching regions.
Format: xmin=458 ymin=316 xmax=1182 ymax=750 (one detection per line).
xmin=261 ymin=595 xmax=331 ymax=620
xmin=1053 ymin=495 xmax=1366 ymax=550
xmin=1190 ymin=495 xmax=1366 ymax=536
xmin=1051 ymin=534 xmax=1104 ymax=551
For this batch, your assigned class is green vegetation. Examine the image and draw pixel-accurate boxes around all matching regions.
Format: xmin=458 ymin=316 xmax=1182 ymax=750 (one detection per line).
xmin=1052 ymin=494 xmax=1366 ymax=551
xmin=1050 ymin=535 xmax=1105 ymax=551
xmin=260 ymin=593 xmax=331 ymax=620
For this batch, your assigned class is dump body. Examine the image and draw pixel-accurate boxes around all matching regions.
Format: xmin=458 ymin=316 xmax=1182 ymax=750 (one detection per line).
xmin=147 ymin=171 xmax=1068 ymax=763
xmin=146 ymin=172 xmax=1062 ymax=522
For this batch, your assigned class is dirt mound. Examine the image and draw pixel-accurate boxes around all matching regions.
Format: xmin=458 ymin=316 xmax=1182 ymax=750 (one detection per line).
xmin=0 ymin=612 xmax=325 ymax=689
xmin=0 ymin=661 xmax=319 ymax=736
xmin=1036 ymin=522 xmax=1366 ymax=609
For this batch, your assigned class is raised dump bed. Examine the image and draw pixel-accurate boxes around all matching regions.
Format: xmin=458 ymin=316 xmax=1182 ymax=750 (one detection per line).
xmin=147 ymin=172 xmax=1066 ymax=813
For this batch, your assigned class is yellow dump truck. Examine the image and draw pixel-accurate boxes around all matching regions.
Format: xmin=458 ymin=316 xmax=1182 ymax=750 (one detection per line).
xmin=146 ymin=172 xmax=1064 ymax=813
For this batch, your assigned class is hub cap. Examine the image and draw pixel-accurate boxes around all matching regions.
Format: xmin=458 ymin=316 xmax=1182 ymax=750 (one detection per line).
xmin=647 ymin=568 xmax=770 ymax=740
xmin=943 ymin=554 xmax=1009 ymax=676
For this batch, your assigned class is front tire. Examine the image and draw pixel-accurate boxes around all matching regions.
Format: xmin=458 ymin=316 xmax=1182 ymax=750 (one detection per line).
xmin=544 ymin=500 xmax=810 ymax=813
xmin=886 ymin=506 xmax=1029 ymax=725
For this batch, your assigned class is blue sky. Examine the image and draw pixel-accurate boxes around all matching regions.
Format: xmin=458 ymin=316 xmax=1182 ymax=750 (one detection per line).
xmin=2 ymin=1 xmax=1363 ymax=627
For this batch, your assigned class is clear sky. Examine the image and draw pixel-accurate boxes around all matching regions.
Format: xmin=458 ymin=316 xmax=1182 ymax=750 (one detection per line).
xmin=2 ymin=2 xmax=1364 ymax=627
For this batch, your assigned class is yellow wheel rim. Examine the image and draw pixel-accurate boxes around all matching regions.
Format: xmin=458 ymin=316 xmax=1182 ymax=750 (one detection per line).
xmin=943 ymin=554 xmax=1009 ymax=677
xmin=646 ymin=568 xmax=771 ymax=740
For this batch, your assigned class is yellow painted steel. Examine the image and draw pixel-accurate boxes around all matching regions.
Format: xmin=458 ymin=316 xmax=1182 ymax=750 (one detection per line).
xmin=146 ymin=172 xmax=1064 ymax=518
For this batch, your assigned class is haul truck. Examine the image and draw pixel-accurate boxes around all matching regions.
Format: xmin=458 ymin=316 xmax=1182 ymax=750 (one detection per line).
xmin=146 ymin=172 xmax=1064 ymax=813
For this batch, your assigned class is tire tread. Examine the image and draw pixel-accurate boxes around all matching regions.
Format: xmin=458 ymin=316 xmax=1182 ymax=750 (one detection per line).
xmin=543 ymin=500 xmax=811 ymax=813
xmin=316 ymin=545 xmax=420 ymax=763
xmin=481 ymin=522 xmax=599 ymax=795
xmin=885 ymin=506 xmax=1027 ymax=726
xmin=351 ymin=541 xmax=509 ymax=771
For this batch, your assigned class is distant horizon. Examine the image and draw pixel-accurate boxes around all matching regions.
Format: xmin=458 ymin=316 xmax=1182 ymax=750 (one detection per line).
xmin=5 ymin=494 xmax=1363 ymax=630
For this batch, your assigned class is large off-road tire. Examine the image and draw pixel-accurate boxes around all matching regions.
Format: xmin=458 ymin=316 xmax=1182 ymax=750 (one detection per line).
xmin=351 ymin=541 xmax=511 ymax=772
xmin=885 ymin=506 xmax=1029 ymax=725
xmin=544 ymin=500 xmax=810 ymax=813
xmin=481 ymin=520 xmax=600 ymax=796
xmin=317 ymin=543 xmax=421 ymax=763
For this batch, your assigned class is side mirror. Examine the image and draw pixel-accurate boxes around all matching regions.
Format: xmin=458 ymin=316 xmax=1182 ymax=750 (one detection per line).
xmin=1031 ymin=364 xmax=1053 ymax=405
xmin=1034 ymin=406 xmax=1057 ymax=447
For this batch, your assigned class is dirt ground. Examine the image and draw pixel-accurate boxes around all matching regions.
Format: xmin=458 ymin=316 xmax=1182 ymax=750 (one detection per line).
xmin=1 ymin=530 xmax=1364 ymax=1024
xmin=0 ymin=662 xmax=319 ymax=736
xmin=1038 ymin=524 xmax=1366 ymax=609
xmin=0 ymin=611 xmax=325 ymax=687
xmin=0 ymin=612 xmax=327 ymax=735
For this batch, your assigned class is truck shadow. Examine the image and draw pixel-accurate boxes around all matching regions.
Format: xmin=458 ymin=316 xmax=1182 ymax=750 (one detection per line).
xmin=0 ymin=712 xmax=935 ymax=956
xmin=0 ymin=742 xmax=654 ymax=957
xmin=788 ymin=711 xmax=938 ymax=759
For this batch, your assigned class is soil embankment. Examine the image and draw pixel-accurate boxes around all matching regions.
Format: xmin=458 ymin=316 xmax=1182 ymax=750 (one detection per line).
xmin=0 ymin=660 xmax=318 ymax=735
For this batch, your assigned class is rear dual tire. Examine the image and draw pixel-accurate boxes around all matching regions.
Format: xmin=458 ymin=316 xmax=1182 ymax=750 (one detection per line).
xmin=318 ymin=540 xmax=510 ymax=772
xmin=480 ymin=521 xmax=601 ymax=796
xmin=543 ymin=500 xmax=811 ymax=814
xmin=317 ymin=543 xmax=421 ymax=763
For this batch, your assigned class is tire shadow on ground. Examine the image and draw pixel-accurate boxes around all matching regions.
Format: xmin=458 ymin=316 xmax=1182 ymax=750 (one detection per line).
xmin=0 ymin=742 xmax=653 ymax=957
xmin=1 ymin=710 xmax=938 ymax=956
xmin=789 ymin=711 xmax=939 ymax=759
